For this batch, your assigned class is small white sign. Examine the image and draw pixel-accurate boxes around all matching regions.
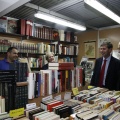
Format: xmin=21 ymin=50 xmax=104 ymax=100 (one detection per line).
xmin=42 ymin=95 xmax=53 ymax=102
xmin=54 ymin=95 xmax=61 ymax=101
xmin=64 ymin=92 xmax=71 ymax=100
xmin=26 ymin=103 xmax=36 ymax=110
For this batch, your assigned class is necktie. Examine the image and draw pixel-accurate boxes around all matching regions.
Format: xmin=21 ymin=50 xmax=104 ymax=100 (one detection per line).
xmin=98 ymin=59 xmax=107 ymax=87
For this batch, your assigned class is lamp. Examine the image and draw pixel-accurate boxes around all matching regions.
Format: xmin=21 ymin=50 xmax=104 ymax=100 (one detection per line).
xmin=84 ymin=0 xmax=120 ymax=24
xmin=34 ymin=12 xmax=86 ymax=31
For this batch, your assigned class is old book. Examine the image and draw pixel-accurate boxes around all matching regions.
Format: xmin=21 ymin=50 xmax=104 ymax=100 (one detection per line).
xmin=57 ymin=106 xmax=70 ymax=118
xmin=28 ymin=72 xmax=35 ymax=99
xmin=7 ymin=19 xmax=17 ymax=34
xmin=17 ymin=19 xmax=26 ymax=35
xmin=33 ymin=111 xmax=48 ymax=120
xmin=47 ymin=100 xmax=63 ymax=112
xmin=49 ymin=66 xmax=74 ymax=70
xmin=0 ymin=112 xmax=9 ymax=119
xmin=25 ymin=107 xmax=41 ymax=118
xmin=29 ymin=107 xmax=44 ymax=120
xmin=76 ymin=111 xmax=93 ymax=119
xmin=0 ymin=18 xmax=7 ymax=33
xmin=48 ymin=62 xmax=74 ymax=67
xmin=82 ymin=113 xmax=98 ymax=120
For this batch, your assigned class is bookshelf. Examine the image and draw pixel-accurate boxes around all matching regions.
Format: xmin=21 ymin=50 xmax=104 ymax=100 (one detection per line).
xmin=0 ymin=30 xmax=79 ymax=67
xmin=0 ymin=19 xmax=80 ymax=109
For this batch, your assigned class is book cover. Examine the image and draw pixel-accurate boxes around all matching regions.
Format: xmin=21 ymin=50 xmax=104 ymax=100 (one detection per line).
xmin=48 ymin=62 xmax=74 ymax=67
xmin=47 ymin=100 xmax=63 ymax=112
xmin=48 ymin=66 xmax=74 ymax=70
xmin=0 ymin=18 xmax=7 ymax=33
xmin=7 ymin=20 xmax=17 ymax=34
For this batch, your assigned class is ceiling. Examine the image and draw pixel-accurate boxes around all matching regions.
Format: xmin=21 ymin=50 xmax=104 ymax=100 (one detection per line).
xmin=1 ymin=0 xmax=120 ymax=32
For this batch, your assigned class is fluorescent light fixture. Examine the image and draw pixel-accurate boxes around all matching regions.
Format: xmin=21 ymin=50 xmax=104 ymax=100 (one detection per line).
xmin=84 ymin=0 xmax=120 ymax=24
xmin=34 ymin=12 xmax=86 ymax=31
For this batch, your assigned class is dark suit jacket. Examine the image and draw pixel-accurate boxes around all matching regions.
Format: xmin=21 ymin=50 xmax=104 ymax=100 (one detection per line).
xmin=90 ymin=56 xmax=120 ymax=90
xmin=41 ymin=64 xmax=48 ymax=70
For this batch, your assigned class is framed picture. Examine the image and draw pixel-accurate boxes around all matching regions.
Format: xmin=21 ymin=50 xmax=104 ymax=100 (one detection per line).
xmin=84 ymin=42 xmax=95 ymax=58
xmin=98 ymin=38 xmax=110 ymax=48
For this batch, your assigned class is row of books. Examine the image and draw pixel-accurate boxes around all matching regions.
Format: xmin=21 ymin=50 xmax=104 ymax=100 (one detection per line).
xmin=27 ymin=65 xmax=85 ymax=99
xmin=0 ymin=39 xmax=11 ymax=52
xmin=70 ymin=87 xmax=120 ymax=120
xmin=0 ymin=17 xmax=77 ymax=42
xmin=0 ymin=70 xmax=28 ymax=113
xmin=50 ymin=42 xmax=79 ymax=55
xmin=24 ymin=106 xmax=70 ymax=120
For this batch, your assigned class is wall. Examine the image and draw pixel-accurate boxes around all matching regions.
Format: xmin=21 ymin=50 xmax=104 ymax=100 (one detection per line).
xmin=77 ymin=27 xmax=120 ymax=64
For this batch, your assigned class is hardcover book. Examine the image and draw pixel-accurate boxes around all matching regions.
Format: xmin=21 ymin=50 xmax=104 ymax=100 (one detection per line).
xmin=7 ymin=19 xmax=17 ymax=34
xmin=0 ymin=18 xmax=7 ymax=33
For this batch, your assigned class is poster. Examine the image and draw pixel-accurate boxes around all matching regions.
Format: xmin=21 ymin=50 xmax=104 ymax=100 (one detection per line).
xmin=85 ymin=42 xmax=95 ymax=58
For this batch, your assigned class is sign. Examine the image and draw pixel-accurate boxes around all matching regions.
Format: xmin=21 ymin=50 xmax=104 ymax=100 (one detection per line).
xmin=72 ymin=87 xmax=79 ymax=95
xmin=9 ymin=108 xmax=24 ymax=118
xmin=64 ymin=92 xmax=71 ymax=100
xmin=54 ymin=95 xmax=61 ymax=101
xmin=42 ymin=95 xmax=53 ymax=102
xmin=26 ymin=103 xmax=36 ymax=110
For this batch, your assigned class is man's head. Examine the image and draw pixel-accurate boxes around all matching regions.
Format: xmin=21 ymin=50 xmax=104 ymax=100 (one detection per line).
xmin=100 ymin=42 xmax=113 ymax=58
xmin=7 ymin=47 xmax=18 ymax=63
xmin=46 ymin=52 xmax=55 ymax=63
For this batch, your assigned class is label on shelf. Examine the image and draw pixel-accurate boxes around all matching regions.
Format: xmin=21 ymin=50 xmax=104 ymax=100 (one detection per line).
xmin=64 ymin=92 xmax=71 ymax=100
xmin=54 ymin=95 xmax=61 ymax=101
xmin=26 ymin=103 xmax=36 ymax=110
xmin=42 ymin=95 xmax=53 ymax=102
xmin=9 ymin=108 xmax=24 ymax=118
xmin=72 ymin=87 xmax=79 ymax=95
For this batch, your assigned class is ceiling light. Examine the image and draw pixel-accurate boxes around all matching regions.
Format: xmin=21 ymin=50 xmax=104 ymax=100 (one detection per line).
xmin=84 ymin=0 xmax=120 ymax=24
xmin=34 ymin=12 xmax=86 ymax=31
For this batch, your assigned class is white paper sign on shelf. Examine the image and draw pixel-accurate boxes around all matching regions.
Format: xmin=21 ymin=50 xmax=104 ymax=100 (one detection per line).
xmin=42 ymin=95 xmax=53 ymax=102
xmin=64 ymin=92 xmax=71 ymax=100
xmin=54 ymin=95 xmax=61 ymax=101
xmin=26 ymin=103 xmax=36 ymax=110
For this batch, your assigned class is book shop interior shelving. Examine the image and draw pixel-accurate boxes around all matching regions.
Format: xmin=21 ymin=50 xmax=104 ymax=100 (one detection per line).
xmin=0 ymin=31 xmax=79 ymax=106
xmin=0 ymin=32 xmax=79 ymax=69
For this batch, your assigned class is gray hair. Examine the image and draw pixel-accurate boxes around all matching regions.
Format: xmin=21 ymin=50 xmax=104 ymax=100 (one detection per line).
xmin=100 ymin=41 xmax=113 ymax=49
xmin=46 ymin=52 xmax=54 ymax=61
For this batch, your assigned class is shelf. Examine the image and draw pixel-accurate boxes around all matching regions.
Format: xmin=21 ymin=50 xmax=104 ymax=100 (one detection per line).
xmin=24 ymin=35 xmax=58 ymax=42
xmin=58 ymin=54 xmax=77 ymax=57
xmin=0 ymin=32 xmax=78 ymax=45
xmin=31 ymin=67 xmax=40 ymax=70
xmin=0 ymin=32 xmax=24 ymax=38
xmin=58 ymin=41 xmax=79 ymax=44
xmin=19 ymin=53 xmax=45 ymax=55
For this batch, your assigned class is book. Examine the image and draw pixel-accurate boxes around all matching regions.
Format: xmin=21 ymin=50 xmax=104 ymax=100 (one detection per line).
xmin=17 ymin=19 xmax=26 ymax=35
xmin=57 ymin=106 xmax=70 ymax=118
xmin=0 ymin=112 xmax=9 ymax=119
xmin=82 ymin=113 xmax=98 ymax=120
xmin=49 ymin=66 xmax=74 ymax=70
xmin=47 ymin=100 xmax=63 ymax=112
xmin=0 ymin=18 xmax=7 ymax=33
xmin=48 ymin=62 xmax=74 ymax=67
xmin=7 ymin=19 xmax=17 ymax=34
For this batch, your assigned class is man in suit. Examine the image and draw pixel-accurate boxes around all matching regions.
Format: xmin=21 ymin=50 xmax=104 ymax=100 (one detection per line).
xmin=90 ymin=42 xmax=120 ymax=90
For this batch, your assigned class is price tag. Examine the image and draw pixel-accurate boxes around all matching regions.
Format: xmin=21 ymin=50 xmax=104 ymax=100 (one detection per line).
xmin=9 ymin=108 xmax=24 ymax=118
xmin=72 ymin=87 xmax=79 ymax=95
xmin=54 ymin=95 xmax=61 ymax=101
xmin=26 ymin=103 xmax=36 ymax=110
xmin=88 ymin=85 xmax=94 ymax=89
xmin=64 ymin=92 xmax=71 ymax=100
xmin=42 ymin=95 xmax=53 ymax=102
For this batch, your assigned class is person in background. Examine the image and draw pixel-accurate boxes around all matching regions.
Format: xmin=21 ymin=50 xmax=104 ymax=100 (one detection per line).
xmin=0 ymin=47 xmax=19 ymax=70
xmin=90 ymin=42 xmax=120 ymax=90
xmin=42 ymin=52 xmax=55 ymax=70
